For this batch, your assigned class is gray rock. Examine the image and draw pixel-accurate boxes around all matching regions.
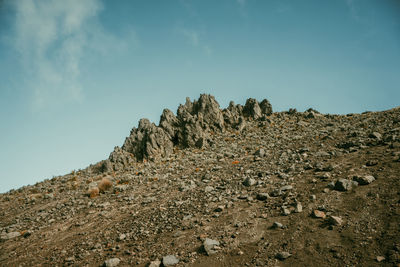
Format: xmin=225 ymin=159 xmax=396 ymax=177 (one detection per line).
xmin=117 ymin=233 xmax=126 ymax=241
xmin=294 ymin=202 xmax=303 ymax=213
xmin=334 ymin=179 xmax=357 ymax=191
xmin=103 ymin=258 xmax=120 ymax=267
xmin=327 ymin=215 xmax=343 ymax=226
xmin=280 ymin=185 xmax=293 ymax=191
xmin=272 ymin=222 xmax=283 ymax=229
xmin=369 ymin=132 xmax=382 ymax=140
xmin=122 ymin=118 xmax=174 ymax=161
xmin=204 ymin=186 xmax=214 ymax=192
xmin=282 ymin=207 xmax=291 ymax=216
xmin=243 ymin=98 xmax=262 ymax=119
xmin=254 ymin=148 xmax=265 ymax=157
xmin=108 ymin=146 xmax=135 ymax=171
xmin=243 ymin=177 xmax=256 ymax=186
xmin=65 ymin=256 xmax=75 ymax=262
xmin=353 ymin=175 xmax=375 ymax=185
xmin=223 ymin=101 xmax=243 ymax=127
xmin=276 ymin=251 xmax=291 ymax=260
xmin=256 ymin=192 xmax=269 ymax=201
xmin=0 ymin=231 xmax=21 ymax=240
xmin=259 ymin=99 xmax=273 ymax=115
xmin=162 ymin=255 xmax=179 ymax=266
xmin=148 ymin=260 xmax=161 ymax=267
xmin=203 ymin=238 xmax=220 ymax=255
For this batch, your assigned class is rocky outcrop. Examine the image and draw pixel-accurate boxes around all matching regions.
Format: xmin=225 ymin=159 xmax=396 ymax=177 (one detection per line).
xmin=102 ymin=94 xmax=273 ymax=171
xmin=121 ymin=119 xmax=174 ymax=161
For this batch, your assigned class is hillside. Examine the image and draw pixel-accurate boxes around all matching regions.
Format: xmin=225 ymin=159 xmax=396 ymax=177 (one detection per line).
xmin=1 ymin=95 xmax=399 ymax=267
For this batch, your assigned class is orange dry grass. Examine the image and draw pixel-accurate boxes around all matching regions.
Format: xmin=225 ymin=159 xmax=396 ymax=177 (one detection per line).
xmin=98 ymin=178 xmax=112 ymax=192
xmin=87 ymin=187 xmax=99 ymax=198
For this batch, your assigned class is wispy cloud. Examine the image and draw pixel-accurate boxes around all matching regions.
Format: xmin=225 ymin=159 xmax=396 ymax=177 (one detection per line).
xmin=181 ymin=28 xmax=199 ymax=46
xmin=9 ymin=0 xmax=122 ymax=109
xmin=345 ymin=0 xmax=361 ymax=22
xmin=180 ymin=28 xmax=212 ymax=55
xmin=237 ymin=0 xmax=246 ymax=7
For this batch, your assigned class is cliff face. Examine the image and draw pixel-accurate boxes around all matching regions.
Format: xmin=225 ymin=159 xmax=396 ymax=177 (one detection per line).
xmin=1 ymin=95 xmax=400 ymax=267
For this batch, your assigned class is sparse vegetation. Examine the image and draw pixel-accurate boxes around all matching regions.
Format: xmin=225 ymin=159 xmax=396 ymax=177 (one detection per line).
xmin=97 ymin=177 xmax=112 ymax=193
xmin=87 ymin=187 xmax=99 ymax=198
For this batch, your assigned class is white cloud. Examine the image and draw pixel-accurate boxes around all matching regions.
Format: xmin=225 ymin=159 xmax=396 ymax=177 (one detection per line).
xmin=10 ymin=0 xmax=107 ymax=108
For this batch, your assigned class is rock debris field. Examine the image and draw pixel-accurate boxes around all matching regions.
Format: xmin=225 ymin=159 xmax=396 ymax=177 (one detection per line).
xmin=1 ymin=94 xmax=400 ymax=266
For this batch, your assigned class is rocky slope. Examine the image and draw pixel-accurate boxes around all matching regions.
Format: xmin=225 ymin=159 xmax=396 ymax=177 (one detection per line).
xmin=1 ymin=95 xmax=399 ymax=267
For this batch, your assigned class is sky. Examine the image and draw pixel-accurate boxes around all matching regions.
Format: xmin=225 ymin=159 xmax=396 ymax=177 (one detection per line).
xmin=0 ymin=0 xmax=399 ymax=193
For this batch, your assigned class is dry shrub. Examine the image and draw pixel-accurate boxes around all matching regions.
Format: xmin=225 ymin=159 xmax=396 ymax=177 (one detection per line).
xmin=87 ymin=187 xmax=99 ymax=198
xmin=98 ymin=178 xmax=112 ymax=192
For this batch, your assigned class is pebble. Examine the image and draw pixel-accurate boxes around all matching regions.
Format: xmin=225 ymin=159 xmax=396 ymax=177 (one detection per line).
xmin=255 ymin=148 xmax=265 ymax=157
xmin=280 ymin=185 xmax=293 ymax=191
xmin=312 ymin=210 xmax=326 ymax=219
xmin=376 ymin=256 xmax=385 ymax=262
xmin=103 ymin=258 xmax=120 ymax=267
xmin=256 ymin=193 xmax=269 ymax=201
xmin=0 ymin=231 xmax=21 ymax=240
xmin=327 ymin=215 xmax=343 ymax=226
xmin=272 ymin=222 xmax=283 ymax=229
xmin=295 ymin=202 xmax=303 ymax=213
xmin=162 ymin=255 xmax=179 ymax=266
xmin=203 ymin=238 xmax=220 ymax=255
xmin=243 ymin=177 xmax=256 ymax=186
xmin=148 ymin=259 xmax=161 ymax=267
xmin=282 ymin=207 xmax=291 ymax=216
xmin=117 ymin=233 xmax=126 ymax=241
xmin=204 ymin=186 xmax=214 ymax=192
xmin=276 ymin=251 xmax=291 ymax=260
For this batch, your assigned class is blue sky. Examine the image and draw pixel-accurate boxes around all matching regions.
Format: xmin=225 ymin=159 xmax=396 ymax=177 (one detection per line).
xmin=0 ymin=0 xmax=399 ymax=192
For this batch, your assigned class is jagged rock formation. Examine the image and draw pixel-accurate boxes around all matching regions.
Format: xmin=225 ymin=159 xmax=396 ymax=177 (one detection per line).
xmin=104 ymin=94 xmax=272 ymax=171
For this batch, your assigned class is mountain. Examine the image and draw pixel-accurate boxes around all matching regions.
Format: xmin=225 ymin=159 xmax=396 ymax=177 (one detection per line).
xmin=1 ymin=95 xmax=399 ymax=266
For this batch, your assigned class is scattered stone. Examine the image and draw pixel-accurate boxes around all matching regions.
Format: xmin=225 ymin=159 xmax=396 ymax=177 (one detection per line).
xmin=162 ymin=255 xmax=179 ymax=266
xmin=369 ymin=132 xmax=382 ymax=140
xmin=310 ymin=195 xmax=316 ymax=201
xmin=148 ymin=259 xmax=161 ymax=267
xmin=214 ymin=205 xmax=224 ymax=212
xmin=353 ymin=175 xmax=375 ymax=185
xmin=276 ymin=251 xmax=291 ymax=260
xmin=327 ymin=215 xmax=343 ymax=226
xmin=117 ymin=233 xmax=126 ymax=241
xmin=256 ymin=192 xmax=269 ymax=201
xmin=243 ymin=177 xmax=256 ymax=186
xmin=334 ymin=179 xmax=357 ymax=191
xmin=254 ymin=148 xmax=265 ymax=157
xmin=204 ymin=186 xmax=214 ymax=192
xmin=312 ymin=210 xmax=326 ymax=219
xmin=376 ymin=256 xmax=385 ymax=262
xmin=65 ymin=256 xmax=75 ymax=262
xmin=282 ymin=207 xmax=291 ymax=216
xmin=294 ymin=202 xmax=303 ymax=213
xmin=280 ymin=185 xmax=293 ymax=191
xmin=103 ymin=258 xmax=120 ymax=267
xmin=0 ymin=231 xmax=21 ymax=240
xmin=272 ymin=222 xmax=284 ymax=229
xmin=203 ymin=238 xmax=220 ymax=255
xmin=366 ymin=160 xmax=378 ymax=166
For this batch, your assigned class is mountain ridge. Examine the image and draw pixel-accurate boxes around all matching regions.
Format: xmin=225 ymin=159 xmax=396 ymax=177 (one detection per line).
xmin=1 ymin=95 xmax=399 ymax=267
